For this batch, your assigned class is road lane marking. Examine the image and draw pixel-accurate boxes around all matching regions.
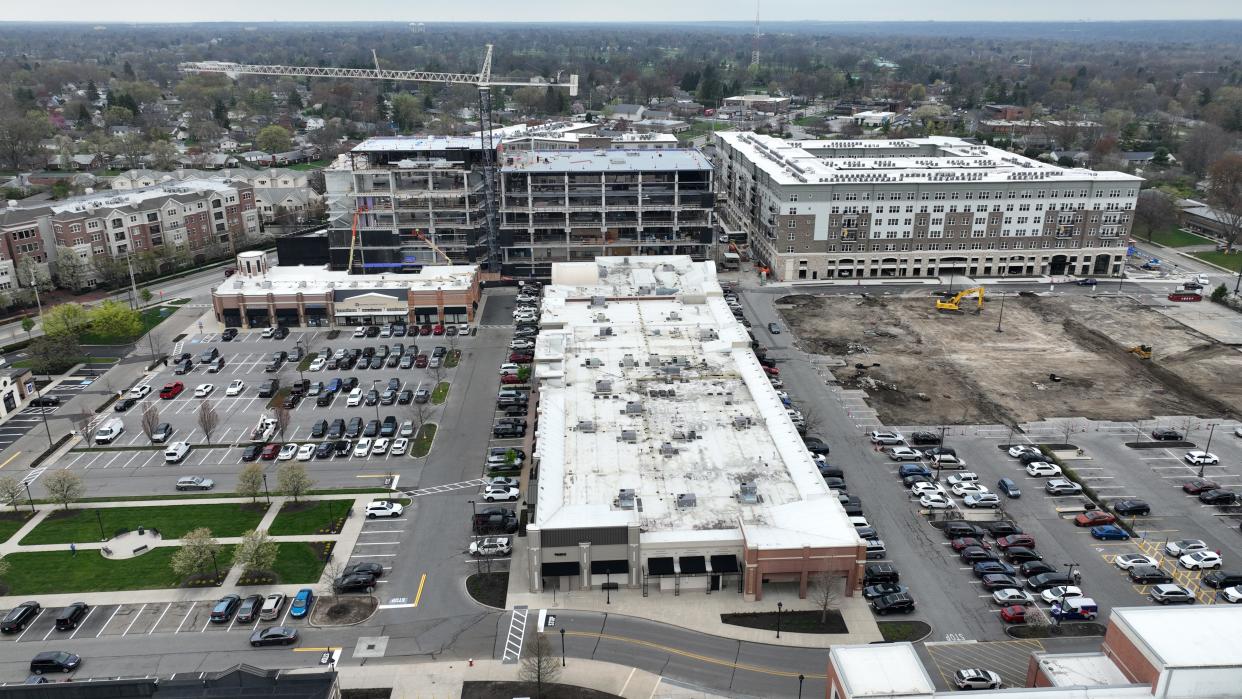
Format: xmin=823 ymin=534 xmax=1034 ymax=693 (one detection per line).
xmin=413 ymin=573 xmax=427 ymax=606
xmin=0 ymin=451 xmax=21 ymax=470
xmin=564 ymin=630 xmax=828 ymax=679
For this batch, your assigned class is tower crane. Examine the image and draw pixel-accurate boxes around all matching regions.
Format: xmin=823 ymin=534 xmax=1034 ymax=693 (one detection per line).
xmin=180 ymin=46 xmax=579 ymax=270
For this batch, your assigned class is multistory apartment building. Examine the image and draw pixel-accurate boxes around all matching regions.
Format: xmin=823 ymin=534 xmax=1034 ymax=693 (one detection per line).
xmin=715 ymin=132 xmax=1141 ymax=282
xmin=0 ymin=179 xmax=259 ymax=290
xmin=324 ymin=137 xmax=490 ymax=273
xmin=498 ymin=149 xmax=714 ymax=278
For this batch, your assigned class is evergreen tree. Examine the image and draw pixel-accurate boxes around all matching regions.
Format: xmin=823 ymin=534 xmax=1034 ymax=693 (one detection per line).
xmin=86 ymin=79 xmax=99 ymax=102
xmin=212 ymin=100 xmax=229 ymax=129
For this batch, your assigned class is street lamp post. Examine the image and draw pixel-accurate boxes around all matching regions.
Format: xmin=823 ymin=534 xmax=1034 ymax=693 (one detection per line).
xmin=262 ymin=473 xmax=271 ymax=504
xmin=559 ymin=627 xmax=566 ymax=667
xmin=209 ymin=549 xmax=219 ymax=577
xmin=776 ymin=601 xmax=783 ymax=639
xmin=24 ymin=482 xmax=35 ymax=513
xmin=96 ymin=509 xmax=104 ymax=539
xmin=371 ymin=380 xmax=381 ymax=423
xmin=32 ymin=383 xmax=54 ymax=449
xmin=798 ymin=674 xmax=805 ymax=699
xmin=995 ymin=290 xmax=1006 ymax=333
xmin=1199 ymin=424 xmax=1218 ymax=478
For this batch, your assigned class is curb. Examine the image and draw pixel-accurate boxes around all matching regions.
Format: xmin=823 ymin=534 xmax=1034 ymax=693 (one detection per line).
xmin=463 ymin=573 xmax=509 ymax=611
xmin=308 ymin=595 xmax=380 ymax=629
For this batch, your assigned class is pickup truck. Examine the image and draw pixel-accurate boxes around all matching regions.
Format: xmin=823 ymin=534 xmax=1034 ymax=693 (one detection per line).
xmin=250 ymin=416 xmax=277 ymax=443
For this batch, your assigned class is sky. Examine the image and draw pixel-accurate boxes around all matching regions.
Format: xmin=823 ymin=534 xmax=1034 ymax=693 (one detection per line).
xmin=2 ymin=0 xmax=1240 ymax=23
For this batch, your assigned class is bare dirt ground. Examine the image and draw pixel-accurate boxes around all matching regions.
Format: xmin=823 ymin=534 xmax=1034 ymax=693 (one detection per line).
xmin=778 ymin=293 xmax=1242 ymax=426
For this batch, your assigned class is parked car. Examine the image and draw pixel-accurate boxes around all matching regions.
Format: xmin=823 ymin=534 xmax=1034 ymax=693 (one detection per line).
xmin=1164 ymin=539 xmax=1207 ymax=556
xmin=1 ymin=602 xmax=41 ymax=633
xmin=250 ymin=627 xmax=299 ymax=647
xmin=1129 ymin=565 xmax=1173 ymax=585
xmin=1185 ymin=450 xmax=1219 ymax=466
xmin=159 ymin=381 xmax=185 ymax=399
xmin=1114 ymin=554 xmax=1159 ymax=571
xmin=1074 ymin=511 xmax=1116 ymax=527
xmin=209 ymin=595 xmax=241 ymax=623
xmin=1044 ymin=479 xmax=1082 ymax=495
xmin=469 ymin=537 xmax=513 ymax=557
xmin=1150 ymin=428 xmax=1183 ymax=441
xmin=1091 ymin=524 xmax=1131 ymax=540
xmin=365 ymin=500 xmax=404 ymax=518
xmin=1149 ymin=584 xmax=1195 ymax=604
xmin=53 ymin=603 xmax=89 ymax=631
xmin=1180 ymin=551 xmax=1223 ymax=570
xmin=289 ymin=589 xmax=314 ymax=618
xmin=870 ymin=592 xmax=915 ymax=615
xmin=868 ymin=430 xmax=904 ymax=445
xmin=953 ymin=669 xmax=1002 ymax=690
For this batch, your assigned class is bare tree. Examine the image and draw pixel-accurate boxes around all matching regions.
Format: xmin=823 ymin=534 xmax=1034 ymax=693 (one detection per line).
xmin=810 ymin=570 xmax=843 ymax=623
xmin=320 ymin=560 xmax=346 ymax=599
xmin=1179 ymin=123 xmax=1232 ymax=178
xmin=1207 ymin=154 xmax=1242 ymax=252
xmin=0 ymin=476 xmax=25 ymax=511
xmin=519 ymin=633 xmax=561 ymax=697
xmin=73 ymin=413 xmax=96 ymax=446
xmin=272 ymin=405 xmax=291 ymax=441
xmin=43 ymin=470 xmax=85 ymax=510
xmin=1133 ymin=189 xmax=1180 ymax=243
xmin=197 ymin=401 xmax=220 ymax=443
xmin=141 ymin=403 xmax=160 ymax=441
xmin=800 ymin=405 xmax=824 ymax=435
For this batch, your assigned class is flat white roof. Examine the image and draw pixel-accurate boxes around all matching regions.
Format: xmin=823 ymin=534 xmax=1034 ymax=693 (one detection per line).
xmin=1113 ymin=605 xmax=1242 ymax=668
xmin=46 ymin=178 xmax=238 ymax=215
xmin=1035 ymin=653 xmax=1133 ymax=688
xmin=532 ymin=256 xmax=858 ymax=549
xmin=351 ymin=136 xmax=481 ymax=152
xmin=830 ymin=643 xmax=935 ymax=697
xmin=716 ymin=131 xmax=1141 ymax=187
xmin=214 ymin=262 xmax=477 ymax=297
xmin=502 ymin=149 xmax=711 ymax=173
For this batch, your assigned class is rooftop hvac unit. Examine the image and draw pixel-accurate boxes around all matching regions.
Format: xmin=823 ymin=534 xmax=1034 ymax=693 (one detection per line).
xmin=598 ymin=326 xmax=613 ymax=337
xmin=667 ymin=311 xmax=681 ymax=321
xmin=733 ymin=415 xmax=751 ymax=429
xmin=594 ymin=379 xmax=613 ymax=394
xmin=577 ymin=420 xmax=595 ymax=433
xmin=625 ymin=401 xmax=643 ymax=415
xmin=660 ymin=443 xmax=678 ymax=457
xmin=590 ymin=295 xmax=607 ymax=308
xmin=621 ymin=354 xmax=637 ymax=368
xmin=618 ymin=488 xmax=637 ymax=509
xmin=699 ymin=329 xmax=718 ymax=341
xmin=593 ymin=313 xmax=609 ymax=323
xmin=585 ymin=357 xmax=603 ymax=368
xmin=662 ymin=366 xmax=681 ymax=377
xmin=739 ymin=482 xmax=759 ymax=504
xmin=676 ymin=493 xmax=696 ymax=508
xmin=620 ymin=429 xmax=638 ymax=443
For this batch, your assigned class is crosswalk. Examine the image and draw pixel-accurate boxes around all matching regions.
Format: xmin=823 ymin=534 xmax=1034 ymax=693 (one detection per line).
xmin=403 ymin=479 xmax=487 ymax=498
xmin=502 ymin=606 xmax=528 ymax=663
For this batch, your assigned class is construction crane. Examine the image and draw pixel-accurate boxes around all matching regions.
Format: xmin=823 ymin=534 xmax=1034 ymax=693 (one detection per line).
xmin=935 ymin=287 xmax=985 ymax=312
xmin=180 ymin=46 xmax=579 ymax=270
xmin=1128 ymin=344 xmax=1153 ymax=360
xmin=411 ymin=229 xmax=453 ymax=265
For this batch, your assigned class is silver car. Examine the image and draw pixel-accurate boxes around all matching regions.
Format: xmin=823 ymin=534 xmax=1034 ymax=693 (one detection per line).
xmin=175 ymin=476 xmax=215 ymax=491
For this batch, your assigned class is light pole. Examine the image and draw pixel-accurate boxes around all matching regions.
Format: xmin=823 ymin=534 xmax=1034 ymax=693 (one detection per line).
xmin=995 ymin=289 xmax=1006 ymax=333
xmin=798 ymin=674 xmax=805 ymax=699
xmin=209 ymin=548 xmax=219 ymax=578
xmin=32 ymin=383 xmax=54 ymax=449
xmin=25 ymin=482 xmax=35 ymax=513
xmin=262 ymin=473 xmax=271 ymax=504
xmin=371 ymin=380 xmax=381 ymax=423
xmin=776 ymin=601 xmax=783 ymax=639
xmin=95 ymin=509 xmax=104 ymax=539
xmin=1064 ymin=562 xmax=1079 ymax=586
xmin=559 ymin=627 xmax=566 ymax=667
xmin=1199 ymin=424 xmax=1218 ymax=478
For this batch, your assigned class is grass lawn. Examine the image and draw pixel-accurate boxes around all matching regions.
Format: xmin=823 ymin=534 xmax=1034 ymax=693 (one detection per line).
xmin=445 ymin=350 xmax=461 ymax=368
xmin=268 ymin=501 xmax=347 ymax=536
xmin=431 ymin=381 xmax=450 ymax=405
xmin=80 ymin=305 xmax=179 ymax=344
xmin=412 ymin=423 xmax=437 ymax=457
xmin=1192 ymin=250 xmax=1242 ymax=272
xmin=676 ymin=120 xmax=724 ymax=143
xmin=21 ymin=503 xmax=267 ymax=545
xmin=877 ymin=620 xmax=932 ymax=642
xmin=297 ymin=352 xmax=318 ymax=372
xmin=269 ymin=542 xmax=330 ymax=584
xmin=0 ymin=511 xmax=35 ymax=543
xmin=1142 ymin=227 xmax=1215 ymax=248
xmin=288 ymin=160 xmax=330 ymax=171
xmin=1 ymin=546 xmax=235 ymax=594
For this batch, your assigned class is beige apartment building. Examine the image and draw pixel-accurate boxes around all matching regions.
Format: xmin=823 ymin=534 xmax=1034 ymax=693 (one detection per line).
xmin=715 ymin=132 xmax=1141 ymax=282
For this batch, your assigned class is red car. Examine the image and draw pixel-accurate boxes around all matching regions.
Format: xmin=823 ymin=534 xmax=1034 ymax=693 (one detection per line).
xmin=999 ymin=605 xmax=1026 ymax=623
xmin=414 ymin=354 xmax=429 ymax=368
xmin=260 ymin=443 xmax=281 ymax=460
xmin=509 ymin=353 xmax=533 ymax=363
xmin=159 ymin=381 xmax=185 ymax=399
xmin=500 ymin=374 xmax=525 ymax=385
xmin=996 ymin=534 xmax=1036 ymax=550
xmin=1074 ymin=510 xmax=1116 ymax=527
xmin=419 ymin=324 xmax=433 ymax=336
xmin=433 ymin=324 xmax=445 ymax=336
xmin=764 ymin=366 xmax=779 ymax=376
xmin=1182 ymin=478 xmax=1220 ymax=494
xmin=950 ymin=537 xmax=990 ymax=552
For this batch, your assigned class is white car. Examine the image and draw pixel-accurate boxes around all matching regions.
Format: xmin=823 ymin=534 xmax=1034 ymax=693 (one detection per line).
xmin=950 ymin=482 xmax=989 ymax=497
xmin=869 ymin=431 xmax=904 ymax=445
xmin=296 ymin=443 xmax=315 ymax=461
xmin=991 ymin=588 xmax=1034 ymax=606
xmin=509 ymin=339 xmax=535 ymax=351
xmin=1008 ymin=444 xmax=1039 ymax=458
xmin=919 ymin=493 xmax=955 ymax=509
xmin=309 ymin=357 xmax=326 ymax=372
xmin=400 ymin=420 xmax=415 ymax=437
xmin=469 ymin=537 xmax=512 ymax=556
xmin=887 ymin=446 xmax=923 ymax=461
xmin=128 ymin=385 xmax=152 ymax=399
xmin=953 ymin=669 xmax=1001 ymax=691
xmin=482 ymin=485 xmax=520 ymax=502
xmin=390 ymin=437 xmax=408 ymax=456
xmin=1041 ymin=586 xmax=1083 ymax=604
xmin=1180 ymin=551 xmax=1223 ymax=570
xmin=225 ymin=380 xmax=246 ymax=396
xmin=498 ymin=363 xmax=520 ymax=375
xmin=194 ymin=383 xmax=215 ymax=397
xmin=371 ymin=438 xmax=390 ymax=455
xmin=1185 ymin=451 xmax=1219 ymax=466
xmin=261 ymin=327 xmax=276 ymax=338
xmin=354 ymin=439 xmax=372 ymax=458
xmin=277 ymin=443 xmax=299 ymax=461
xmin=911 ymin=482 xmax=946 ymax=497
xmin=1114 ymin=553 xmax=1159 ymax=570
xmin=1221 ymin=586 xmax=1242 ymax=603
xmin=1026 ymin=462 xmax=1062 ymax=477
xmin=346 ymin=388 xmax=363 ymax=406
xmin=353 ymin=327 xmax=367 ymax=338
xmin=365 ymin=500 xmax=404 ymax=518
xmin=947 ymin=472 xmax=979 ymax=486
xmin=1164 ymin=539 xmax=1208 ymax=556
xmin=965 ymin=493 xmax=1001 ymax=508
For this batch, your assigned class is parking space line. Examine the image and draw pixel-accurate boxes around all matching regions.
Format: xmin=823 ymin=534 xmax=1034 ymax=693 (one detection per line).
xmin=148 ymin=603 xmax=172 ymax=634
xmin=97 ymin=605 xmax=122 ymax=638
xmin=123 ymin=604 xmax=148 ymax=635
xmin=13 ymin=611 xmax=46 ymax=641
xmin=68 ymin=606 xmax=97 ymax=639
xmin=175 ymin=603 xmax=196 ymax=633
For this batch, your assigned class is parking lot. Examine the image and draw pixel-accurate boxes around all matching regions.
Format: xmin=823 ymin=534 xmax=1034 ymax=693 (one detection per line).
xmin=55 ymin=326 xmax=470 ymax=496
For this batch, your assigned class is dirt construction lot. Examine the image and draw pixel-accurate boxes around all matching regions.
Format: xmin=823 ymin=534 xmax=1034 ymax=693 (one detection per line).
xmin=778 ymin=293 xmax=1242 ymax=426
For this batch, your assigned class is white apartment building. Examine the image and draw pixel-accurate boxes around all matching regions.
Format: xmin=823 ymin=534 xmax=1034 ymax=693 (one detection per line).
xmin=715 ymin=132 xmax=1142 ymax=282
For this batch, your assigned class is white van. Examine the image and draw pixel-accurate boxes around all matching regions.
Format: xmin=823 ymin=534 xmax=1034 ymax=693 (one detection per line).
xmin=94 ymin=418 xmax=124 ymax=444
xmin=164 ymin=441 xmax=191 ymax=464
xmin=346 ymin=387 xmax=363 ymax=406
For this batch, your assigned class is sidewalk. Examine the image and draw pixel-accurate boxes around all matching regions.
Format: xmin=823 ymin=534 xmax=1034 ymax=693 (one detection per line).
xmin=334 ymin=657 xmax=726 ymax=699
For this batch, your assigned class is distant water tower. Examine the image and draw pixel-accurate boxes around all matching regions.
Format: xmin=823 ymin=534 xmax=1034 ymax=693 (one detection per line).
xmin=410 ymin=22 xmax=425 ymax=33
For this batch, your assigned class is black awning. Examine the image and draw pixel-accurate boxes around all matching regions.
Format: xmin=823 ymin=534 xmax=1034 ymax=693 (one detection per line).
xmin=591 ymin=560 xmax=629 ymax=575
xmin=542 ymin=561 xmax=581 ymax=577
xmin=711 ymin=555 xmax=741 ymax=574
xmin=646 ymin=557 xmax=675 ymax=576
xmin=679 ymin=556 xmax=707 ymax=575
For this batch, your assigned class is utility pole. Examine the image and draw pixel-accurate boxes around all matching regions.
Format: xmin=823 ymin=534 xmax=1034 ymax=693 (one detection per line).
xmin=1199 ymin=424 xmax=1218 ymax=478
xmin=29 ymin=268 xmax=43 ymax=323
xmin=126 ymin=255 xmax=140 ymax=310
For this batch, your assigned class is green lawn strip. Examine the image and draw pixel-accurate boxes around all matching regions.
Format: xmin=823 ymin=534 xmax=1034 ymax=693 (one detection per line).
xmin=297 ymin=352 xmax=318 ymax=372
xmin=445 ymin=350 xmax=460 ymax=368
xmin=1191 ymin=251 xmax=1242 ymax=273
xmin=20 ymin=503 xmax=268 ymax=545
xmin=267 ymin=386 xmax=292 ymax=410
xmin=877 ymin=620 xmax=932 ymax=642
xmin=249 ymin=542 xmax=331 ymax=585
xmin=1 ymin=546 xmax=236 ymax=594
xmin=28 ymin=486 xmax=387 ymax=506
xmin=287 ymin=160 xmax=329 ymax=171
xmin=1143 ymin=227 xmax=1216 ymax=249
xmin=431 ymin=381 xmax=450 ymax=405
xmin=80 ymin=305 xmax=180 ymax=345
xmin=411 ymin=423 xmax=437 ymax=457
xmin=0 ymin=512 xmax=36 ymax=544
xmin=268 ymin=501 xmax=347 ymax=536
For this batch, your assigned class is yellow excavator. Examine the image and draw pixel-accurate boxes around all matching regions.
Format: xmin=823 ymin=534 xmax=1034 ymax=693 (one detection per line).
xmin=1128 ymin=344 xmax=1152 ymax=360
xmin=935 ymin=287 xmax=985 ymax=312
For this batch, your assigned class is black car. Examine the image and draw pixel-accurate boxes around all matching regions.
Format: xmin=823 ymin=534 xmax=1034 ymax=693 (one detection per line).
xmin=368 ymin=357 xmax=384 ymax=370
xmin=984 ymin=521 xmax=1024 ymax=538
xmin=29 ymin=650 xmax=80 ymax=674
xmin=397 ymin=389 xmax=414 ymax=405
xmin=221 ymin=328 xmax=238 ymax=341
xmin=365 ymin=325 xmax=380 ymax=338
xmin=343 ymin=562 xmax=385 ymax=578
xmin=1150 ymin=428 xmax=1183 ymax=441
xmin=241 ymin=444 xmax=262 ymax=462
xmin=1112 ymin=499 xmax=1151 ymax=516
xmin=314 ymin=442 xmax=334 ymax=459
xmin=908 ymin=431 xmax=941 ymax=446
xmin=1026 ymin=572 xmax=1076 ymax=591
xmin=328 ymin=419 xmax=346 ymax=440
xmin=333 ymin=573 xmax=377 ymax=593
xmin=943 ymin=522 xmax=986 ymax=540
xmin=272 ymin=326 xmax=288 ymax=340
xmin=380 ymin=416 xmax=398 ymax=437
xmin=343 ymin=376 xmax=359 ymax=391
xmin=363 ymin=419 xmax=380 ymax=438
xmin=250 ymin=626 xmax=299 ymax=647
xmin=1202 ymin=571 xmax=1242 ymax=589
xmin=959 ymin=546 xmax=998 ymax=563
xmin=380 ymin=389 xmax=397 ymax=405
xmin=235 ymin=595 xmax=264 ymax=624
xmin=316 ymin=391 xmax=334 ymax=407
xmin=802 ymin=436 xmax=830 ymax=455
xmin=823 ymin=477 xmax=847 ymax=492
xmin=29 ymin=395 xmax=61 ymax=407
xmin=333 ymin=440 xmax=352 ymax=457
xmin=1017 ymin=451 xmax=1048 ymax=465
xmin=346 ymin=417 xmax=364 ymax=438
xmin=1019 ymin=561 xmax=1056 ymax=578
xmin=310 ymin=420 xmax=328 ymax=439
xmin=209 ymin=595 xmax=242 ymax=623
xmin=863 ymin=563 xmax=899 ymax=585
xmin=1128 ymin=565 xmax=1173 ymax=585
xmin=980 ymin=574 xmax=1020 ymax=591
xmin=494 ymin=423 xmax=526 ymax=438
xmin=973 ymin=561 xmax=1016 ymax=578
xmin=922 ymin=445 xmax=958 ymax=459
xmin=364 ymin=389 xmax=380 ymax=406
xmin=386 ymin=354 xmax=400 ymax=368
xmin=1005 ymin=546 xmax=1043 ymax=563
xmin=53 ymin=602 xmax=89 ymax=631
xmin=386 ymin=378 xmax=401 ymax=391
xmin=361 ymin=346 xmax=375 ymax=359
xmin=281 ymin=394 xmax=301 ymax=409
xmin=2 ymin=601 xmax=42 ymax=633
xmin=1199 ymin=489 xmax=1237 ymax=505
xmin=870 ymin=592 xmax=915 ymax=615
xmin=257 ymin=380 xmax=278 ymax=398
xmin=114 ymin=396 xmax=139 ymax=412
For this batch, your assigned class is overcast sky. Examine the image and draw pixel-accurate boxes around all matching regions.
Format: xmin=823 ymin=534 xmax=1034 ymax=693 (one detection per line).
xmin=3 ymin=0 xmax=1240 ymax=23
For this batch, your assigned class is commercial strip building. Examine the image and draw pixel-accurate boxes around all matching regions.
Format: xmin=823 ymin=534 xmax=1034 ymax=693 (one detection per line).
xmin=499 ymin=150 xmax=714 ymax=279
xmin=714 ymin=131 xmax=1141 ymax=282
xmin=211 ymin=250 xmax=480 ymax=329
xmin=525 ymin=256 xmax=862 ymax=601
xmin=826 ymin=606 xmax=1242 ymax=699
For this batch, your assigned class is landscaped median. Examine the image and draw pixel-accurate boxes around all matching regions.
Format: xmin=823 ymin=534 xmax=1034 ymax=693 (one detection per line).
xmin=19 ymin=503 xmax=266 ymax=545
xmin=0 ymin=546 xmax=237 ymax=595
xmin=412 ymin=423 xmax=437 ymax=457
xmin=431 ymin=381 xmax=450 ymax=405
xmin=238 ymin=542 xmax=333 ymax=586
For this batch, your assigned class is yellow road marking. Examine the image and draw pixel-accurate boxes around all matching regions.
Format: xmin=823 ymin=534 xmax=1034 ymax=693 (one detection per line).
xmin=564 ymin=630 xmax=827 ymax=679
xmin=293 ymin=647 xmax=341 ymax=652
xmin=0 ymin=451 xmax=21 ymax=470
xmin=413 ymin=573 xmax=427 ymax=607
xmin=355 ymin=473 xmax=392 ymax=478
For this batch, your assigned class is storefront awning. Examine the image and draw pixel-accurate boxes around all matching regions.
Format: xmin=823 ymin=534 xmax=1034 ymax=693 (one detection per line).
xmin=710 ymin=555 xmax=740 ymax=574
xmin=542 ymin=562 xmax=580 ymax=577
xmin=646 ymin=557 xmax=675 ymax=576
xmin=678 ymin=556 xmax=707 ymax=575
xmin=591 ymin=560 xmax=628 ymax=575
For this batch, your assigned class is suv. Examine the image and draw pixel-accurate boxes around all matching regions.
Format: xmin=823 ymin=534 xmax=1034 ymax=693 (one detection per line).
xmin=257 ymin=379 xmax=278 ymax=398
xmin=30 ymin=651 xmax=80 ymax=675
xmin=1045 ymin=479 xmax=1082 ymax=495
xmin=863 ymin=563 xmax=899 ymax=586
xmin=1149 ymin=583 xmax=1195 ymax=604
xmin=346 ymin=417 xmax=364 ymax=439
xmin=1202 ymin=571 xmax=1242 ymax=589
xmin=1 ymin=601 xmax=41 ymax=633
xmin=209 ymin=594 xmax=241 ymax=623
xmin=870 ymin=592 xmax=915 ymax=615
xmin=54 ymin=602 xmax=89 ymax=631
xmin=328 ymin=419 xmax=346 ymax=440
xmin=1112 ymin=499 xmax=1151 ymax=516
xmin=380 ymin=416 xmax=398 ymax=438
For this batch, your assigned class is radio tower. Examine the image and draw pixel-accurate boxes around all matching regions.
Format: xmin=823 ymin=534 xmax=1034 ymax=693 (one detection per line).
xmin=750 ymin=0 xmax=760 ymax=68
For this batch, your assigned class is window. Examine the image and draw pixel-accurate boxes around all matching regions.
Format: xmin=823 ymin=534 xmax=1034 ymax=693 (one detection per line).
xmin=110 ymin=218 xmax=123 ymax=229
xmin=788 ymin=220 xmax=796 ymax=229
xmin=788 ymin=232 xmax=796 ymax=240
xmin=788 ymin=193 xmax=798 ymax=202
xmin=87 ymin=220 xmax=100 ymax=230
xmin=786 ymin=246 xmax=795 ymax=253
xmin=146 ymin=212 xmax=158 ymax=223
